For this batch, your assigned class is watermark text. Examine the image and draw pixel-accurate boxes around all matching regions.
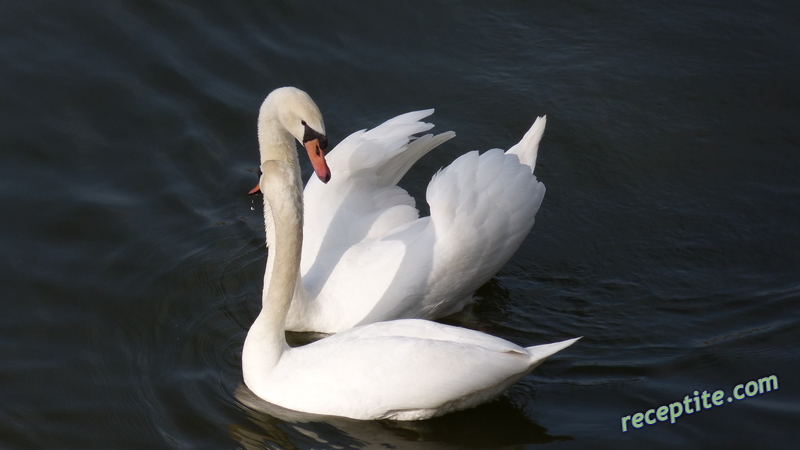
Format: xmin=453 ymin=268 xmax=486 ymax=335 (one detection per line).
xmin=621 ymin=374 xmax=778 ymax=432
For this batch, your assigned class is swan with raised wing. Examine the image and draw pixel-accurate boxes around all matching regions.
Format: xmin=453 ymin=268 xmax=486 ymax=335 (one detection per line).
xmin=242 ymin=87 xmax=578 ymax=420
xmin=250 ymin=87 xmax=548 ymax=333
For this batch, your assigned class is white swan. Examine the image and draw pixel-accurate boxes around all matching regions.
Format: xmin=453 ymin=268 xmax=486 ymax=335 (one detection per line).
xmin=251 ymin=87 xmax=548 ymax=333
xmin=242 ymin=87 xmax=579 ymax=420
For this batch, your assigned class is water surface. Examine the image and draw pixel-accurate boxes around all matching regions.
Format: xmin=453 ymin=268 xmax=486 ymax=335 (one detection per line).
xmin=1 ymin=1 xmax=798 ymax=448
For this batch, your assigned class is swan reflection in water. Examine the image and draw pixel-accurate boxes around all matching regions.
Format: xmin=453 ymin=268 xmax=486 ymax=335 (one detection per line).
xmin=232 ymin=383 xmax=573 ymax=449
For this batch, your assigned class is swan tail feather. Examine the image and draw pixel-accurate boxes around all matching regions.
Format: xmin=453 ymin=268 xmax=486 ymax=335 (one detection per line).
xmin=506 ymin=115 xmax=546 ymax=172
xmin=525 ymin=337 xmax=581 ymax=363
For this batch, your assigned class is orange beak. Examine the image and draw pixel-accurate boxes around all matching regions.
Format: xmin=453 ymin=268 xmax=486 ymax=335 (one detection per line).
xmin=304 ymin=138 xmax=331 ymax=183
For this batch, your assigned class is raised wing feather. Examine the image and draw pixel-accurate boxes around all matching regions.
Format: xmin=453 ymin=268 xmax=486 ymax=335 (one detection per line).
xmin=287 ymin=112 xmax=548 ymax=332
xmin=300 ymin=110 xmax=454 ymax=276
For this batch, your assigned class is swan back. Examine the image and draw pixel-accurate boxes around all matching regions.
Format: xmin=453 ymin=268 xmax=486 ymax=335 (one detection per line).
xmin=254 ymin=319 xmax=579 ymax=420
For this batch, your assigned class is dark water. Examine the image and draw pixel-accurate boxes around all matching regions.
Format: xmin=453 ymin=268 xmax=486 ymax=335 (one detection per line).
xmin=2 ymin=1 xmax=799 ymax=448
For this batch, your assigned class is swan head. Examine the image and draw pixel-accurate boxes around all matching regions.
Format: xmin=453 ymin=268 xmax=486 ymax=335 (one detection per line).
xmin=259 ymin=87 xmax=331 ymax=184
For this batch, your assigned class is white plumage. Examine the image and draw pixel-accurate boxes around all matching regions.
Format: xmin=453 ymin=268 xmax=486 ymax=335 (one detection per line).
xmin=256 ymin=319 xmax=578 ymax=420
xmin=286 ymin=108 xmax=547 ymax=332
xmin=242 ymin=87 xmax=578 ymax=421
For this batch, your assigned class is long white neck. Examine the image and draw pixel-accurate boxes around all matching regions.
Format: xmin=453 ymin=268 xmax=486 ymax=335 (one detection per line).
xmin=242 ymin=121 xmax=305 ymax=390
xmin=256 ymin=96 xmax=305 ymax=194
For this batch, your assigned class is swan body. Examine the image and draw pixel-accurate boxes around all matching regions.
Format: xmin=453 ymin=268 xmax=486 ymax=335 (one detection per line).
xmin=249 ymin=318 xmax=579 ymax=421
xmin=242 ymin=87 xmax=578 ymax=420
xmin=260 ymin=93 xmax=547 ymax=333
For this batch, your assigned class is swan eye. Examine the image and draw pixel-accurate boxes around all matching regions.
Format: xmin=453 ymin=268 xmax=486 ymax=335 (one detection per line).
xmin=302 ymin=121 xmax=328 ymax=151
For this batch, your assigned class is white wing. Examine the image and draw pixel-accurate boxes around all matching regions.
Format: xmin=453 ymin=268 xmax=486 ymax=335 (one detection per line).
xmin=259 ymin=319 xmax=578 ymax=420
xmin=287 ymin=113 xmax=547 ymax=332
